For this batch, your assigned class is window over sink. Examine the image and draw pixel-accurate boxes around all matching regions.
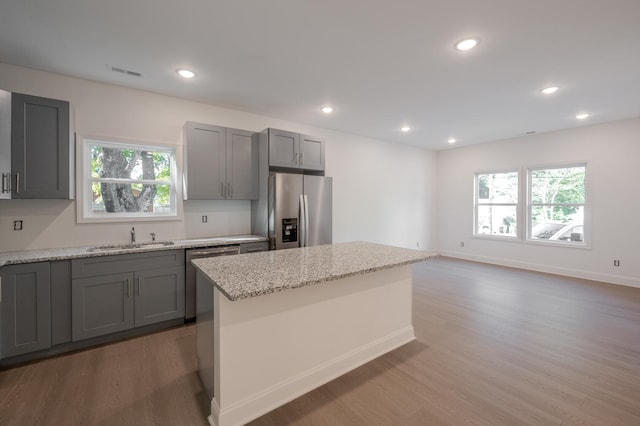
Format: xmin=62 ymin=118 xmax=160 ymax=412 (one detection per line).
xmin=77 ymin=137 xmax=181 ymax=223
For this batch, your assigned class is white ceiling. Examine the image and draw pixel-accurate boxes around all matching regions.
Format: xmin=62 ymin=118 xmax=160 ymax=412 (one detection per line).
xmin=1 ymin=0 xmax=639 ymax=150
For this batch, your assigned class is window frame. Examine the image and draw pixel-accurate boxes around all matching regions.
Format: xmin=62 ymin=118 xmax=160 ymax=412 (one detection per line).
xmin=526 ymin=162 xmax=589 ymax=248
xmin=473 ymin=169 xmax=520 ymax=240
xmin=472 ymin=162 xmax=590 ymax=248
xmin=77 ymin=135 xmax=182 ymax=223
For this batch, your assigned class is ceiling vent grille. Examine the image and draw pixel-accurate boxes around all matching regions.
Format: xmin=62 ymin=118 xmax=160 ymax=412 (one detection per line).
xmin=109 ymin=65 xmax=143 ymax=78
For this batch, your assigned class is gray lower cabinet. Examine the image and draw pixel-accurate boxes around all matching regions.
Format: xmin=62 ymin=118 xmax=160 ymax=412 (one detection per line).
xmin=183 ymin=122 xmax=258 ymax=200
xmin=0 ymin=262 xmax=51 ymax=358
xmin=134 ymin=267 xmax=185 ymax=327
xmin=71 ymin=250 xmax=185 ymax=341
xmin=71 ymin=272 xmax=134 ymax=341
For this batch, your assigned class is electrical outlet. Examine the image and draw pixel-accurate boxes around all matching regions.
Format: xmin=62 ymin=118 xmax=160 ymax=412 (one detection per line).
xmin=13 ymin=220 xmax=23 ymax=231
xmin=614 ymin=259 xmax=620 ymax=267
xmin=202 ymin=215 xmax=208 ymax=223
xmin=460 ymin=242 xmax=465 ymax=247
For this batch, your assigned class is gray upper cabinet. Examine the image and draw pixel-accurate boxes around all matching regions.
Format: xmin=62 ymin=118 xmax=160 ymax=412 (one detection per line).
xmin=183 ymin=122 xmax=226 ymax=200
xmin=0 ymin=262 xmax=51 ymax=358
xmin=11 ymin=93 xmax=74 ymax=199
xmin=226 ymin=127 xmax=259 ymax=199
xmin=267 ymin=128 xmax=325 ymax=171
xmin=71 ymin=250 xmax=185 ymax=341
xmin=268 ymin=129 xmax=299 ymax=169
xmin=300 ymin=134 xmax=325 ymax=171
xmin=183 ymin=122 xmax=258 ymax=200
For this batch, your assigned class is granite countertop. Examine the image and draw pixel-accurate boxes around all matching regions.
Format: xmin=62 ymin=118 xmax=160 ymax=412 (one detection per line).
xmin=0 ymin=235 xmax=267 ymax=268
xmin=192 ymin=241 xmax=437 ymax=301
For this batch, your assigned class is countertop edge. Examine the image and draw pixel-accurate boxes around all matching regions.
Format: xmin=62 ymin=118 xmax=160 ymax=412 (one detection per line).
xmin=192 ymin=242 xmax=438 ymax=302
xmin=0 ymin=235 xmax=268 ymax=268
xmin=221 ymin=255 xmax=435 ymax=302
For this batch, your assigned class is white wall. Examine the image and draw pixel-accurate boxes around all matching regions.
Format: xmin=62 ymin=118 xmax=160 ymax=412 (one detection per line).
xmin=0 ymin=63 xmax=435 ymax=252
xmin=436 ymin=117 xmax=640 ymax=287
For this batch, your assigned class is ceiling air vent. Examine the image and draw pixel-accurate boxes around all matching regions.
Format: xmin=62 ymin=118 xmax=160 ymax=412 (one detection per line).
xmin=109 ymin=65 xmax=143 ymax=78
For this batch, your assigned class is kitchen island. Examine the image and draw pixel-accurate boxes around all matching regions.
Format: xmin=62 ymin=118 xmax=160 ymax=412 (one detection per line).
xmin=192 ymin=241 xmax=436 ymax=426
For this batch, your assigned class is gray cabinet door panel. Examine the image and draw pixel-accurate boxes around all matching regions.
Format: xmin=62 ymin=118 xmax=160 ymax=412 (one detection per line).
xmin=226 ymin=128 xmax=258 ymax=200
xmin=300 ymin=134 xmax=325 ymax=171
xmin=134 ymin=267 xmax=185 ymax=327
xmin=11 ymin=93 xmax=70 ymax=198
xmin=184 ymin=122 xmax=226 ymax=199
xmin=268 ymin=129 xmax=299 ymax=168
xmin=72 ymin=273 xmax=134 ymax=341
xmin=1 ymin=262 xmax=51 ymax=358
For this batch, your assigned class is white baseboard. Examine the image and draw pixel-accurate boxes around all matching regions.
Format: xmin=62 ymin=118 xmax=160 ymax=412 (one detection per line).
xmin=212 ymin=326 xmax=415 ymax=426
xmin=439 ymin=250 xmax=640 ymax=288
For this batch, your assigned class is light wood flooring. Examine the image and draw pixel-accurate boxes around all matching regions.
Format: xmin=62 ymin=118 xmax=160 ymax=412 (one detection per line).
xmin=2 ymin=257 xmax=640 ymax=425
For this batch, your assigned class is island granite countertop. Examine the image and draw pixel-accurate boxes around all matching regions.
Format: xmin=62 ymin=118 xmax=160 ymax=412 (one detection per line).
xmin=0 ymin=235 xmax=267 ymax=268
xmin=191 ymin=241 xmax=437 ymax=301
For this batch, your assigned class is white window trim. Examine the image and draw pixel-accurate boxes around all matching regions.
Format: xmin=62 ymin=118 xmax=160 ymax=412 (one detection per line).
xmin=76 ymin=135 xmax=183 ymax=224
xmin=473 ymin=169 xmax=520 ymax=240
xmin=525 ymin=162 xmax=590 ymax=249
xmin=472 ymin=162 xmax=590 ymax=249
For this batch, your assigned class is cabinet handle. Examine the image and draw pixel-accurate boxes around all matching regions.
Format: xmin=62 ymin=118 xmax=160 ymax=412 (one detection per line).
xmin=221 ymin=182 xmax=225 ymax=198
xmin=127 ymin=278 xmax=131 ymax=297
xmin=15 ymin=172 xmax=20 ymax=194
xmin=300 ymin=152 xmax=303 ymax=165
xmin=228 ymin=182 xmax=232 ymax=198
xmin=137 ymin=277 xmax=141 ymax=296
xmin=1 ymin=173 xmax=9 ymax=194
xmin=246 ymin=248 xmax=264 ymax=253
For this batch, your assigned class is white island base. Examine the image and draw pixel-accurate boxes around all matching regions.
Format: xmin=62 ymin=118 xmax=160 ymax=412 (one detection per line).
xmin=196 ymin=264 xmax=415 ymax=426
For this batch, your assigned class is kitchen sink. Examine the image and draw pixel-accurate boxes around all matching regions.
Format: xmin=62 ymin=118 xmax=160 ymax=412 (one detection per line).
xmin=87 ymin=241 xmax=175 ymax=252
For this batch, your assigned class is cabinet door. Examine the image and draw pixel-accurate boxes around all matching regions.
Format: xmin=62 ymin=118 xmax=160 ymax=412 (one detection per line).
xmin=268 ymin=129 xmax=300 ymax=169
xmin=226 ymin=128 xmax=258 ymax=200
xmin=300 ymin=134 xmax=325 ymax=171
xmin=1 ymin=263 xmax=51 ymax=358
xmin=184 ymin=122 xmax=226 ymax=200
xmin=72 ymin=273 xmax=134 ymax=341
xmin=134 ymin=267 xmax=185 ymax=327
xmin=11 ymin=93 xmax=71 ymax=199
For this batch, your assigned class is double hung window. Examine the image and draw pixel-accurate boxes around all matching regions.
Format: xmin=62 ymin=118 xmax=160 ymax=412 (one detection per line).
xmin=474 ymin=164 xmax=587 ymax=246
xmin=475 ymin=171 xmax=519 ymax=238
xmin=78 ymin=138 xmax=178 ymax=222
xmin=528 ymin=165 xmax=586 ymax=244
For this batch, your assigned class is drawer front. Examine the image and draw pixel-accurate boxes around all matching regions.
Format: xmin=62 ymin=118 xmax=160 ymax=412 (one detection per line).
xmin=72 ymin=250 xmax=185 ymax=278
xmin=239 ymin=242 xmax=269 ymax=254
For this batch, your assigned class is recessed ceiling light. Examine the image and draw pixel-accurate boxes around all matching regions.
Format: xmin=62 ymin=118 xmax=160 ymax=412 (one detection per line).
xmin=321 ymin=106 xmax=334 ymax=114
xmin=455 ymin=38 xmax=480 ymax=51
xmin=541 ymin=86 xmax=559 ymax=95
xmin=576 ymin=113 xmax=590 ymax=120
xmin=176 ymin=69 xmax=196 ymax=79
xmin=401 ymin=126 xmax=411 ymax=132
xmin=448 ymin=138 xmax=456 ymax=144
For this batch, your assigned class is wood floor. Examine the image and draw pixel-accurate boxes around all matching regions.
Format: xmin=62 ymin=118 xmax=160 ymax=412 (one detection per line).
xmin=2 ymin=257 xmax=640 ymax=425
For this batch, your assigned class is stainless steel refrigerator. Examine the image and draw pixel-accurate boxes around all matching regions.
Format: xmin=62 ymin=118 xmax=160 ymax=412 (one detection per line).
xmin=268 ymin=172 xmax=332 ymax=250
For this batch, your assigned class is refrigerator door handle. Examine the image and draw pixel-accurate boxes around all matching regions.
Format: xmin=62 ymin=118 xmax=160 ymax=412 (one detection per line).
xmin=303 ymin=194 xmax=310 ymax=247
xmin=299 ymin=194 xmax=306 ymax=247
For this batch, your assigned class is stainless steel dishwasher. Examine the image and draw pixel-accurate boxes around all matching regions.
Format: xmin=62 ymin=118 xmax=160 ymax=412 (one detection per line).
xmin=185 ymin=245 xmax=240 ymax=320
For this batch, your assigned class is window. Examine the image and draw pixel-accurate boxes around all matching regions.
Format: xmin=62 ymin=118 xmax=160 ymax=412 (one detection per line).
xmin=528 ymin=164 xmax=586 ymax=244
xmin=474 ymin=171 xmax=519 ymax=238
xmin=78 ymin=138 xmax=179 ymax=222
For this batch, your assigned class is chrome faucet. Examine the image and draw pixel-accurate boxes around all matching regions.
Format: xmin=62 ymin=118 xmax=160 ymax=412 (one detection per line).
xmin=150 ymin=232 xmax=156 ymax=242
xmin=130 ymin=227 xmax=136 ymax=244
